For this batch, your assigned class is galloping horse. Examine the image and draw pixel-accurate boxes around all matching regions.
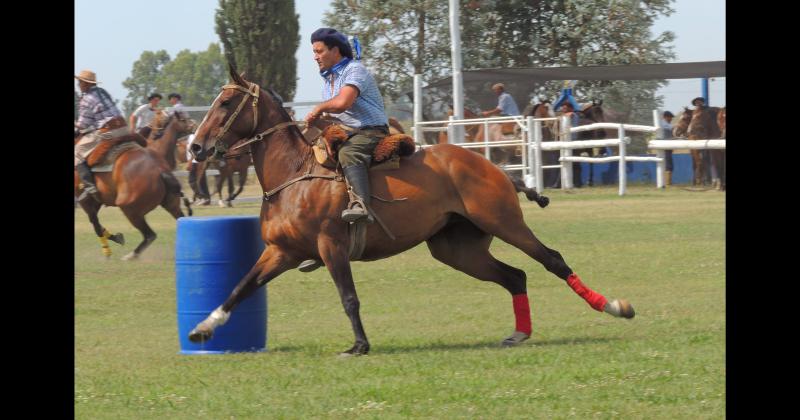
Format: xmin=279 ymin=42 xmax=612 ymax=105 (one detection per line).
xmin=74 ymin=131 xmax=192 ymax=260
xmin=184 ymin=67 xmax=633 ymax=355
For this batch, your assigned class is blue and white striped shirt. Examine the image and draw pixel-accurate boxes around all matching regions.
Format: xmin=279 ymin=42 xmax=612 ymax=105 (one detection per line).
xmin=321 ymin=59 xmax=387 ymax=128
xmin=497 ymin=92 xmax=520 ymax=116
xmin=76 ymin=86 xmax=123 ymax=131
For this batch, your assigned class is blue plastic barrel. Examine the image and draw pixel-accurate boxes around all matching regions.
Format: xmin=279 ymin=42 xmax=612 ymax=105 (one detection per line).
xmin=175 ymin=216 xmax=267 ymax=354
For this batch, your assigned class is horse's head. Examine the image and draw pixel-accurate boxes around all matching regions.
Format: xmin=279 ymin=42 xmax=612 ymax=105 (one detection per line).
xmin=190 ymin=64 xmax=274 ymax=162
xmin=579 ymin=100 xmax=605 ymax=123
xmin=672 ymin=108 xmax=692 ymax=138
xmin=151 ymin=111 xmax=196 ymax=140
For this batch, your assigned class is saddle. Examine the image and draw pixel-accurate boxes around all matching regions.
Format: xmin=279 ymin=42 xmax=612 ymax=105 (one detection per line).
xmin=308 ymin=123 xmax=416 ymax=170
xmin=86 ymin=133 xmax=147 ymax=172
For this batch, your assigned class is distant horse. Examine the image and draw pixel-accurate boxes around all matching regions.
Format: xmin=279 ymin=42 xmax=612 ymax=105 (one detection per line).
xmin=207 ymin=139 xmax=252 ymax=207
xmin=689 ymin=106 xmax=724 ymax=190
xmin=146 ymin=111 xmax=196 ymax=170
xmin=525 ymin=101 xmax=561 ymax=188
xmin=717 ymin=107 xmax=726 ymax=139
xmin=184 ymin=66 xmax=633 ymax=355
xmin=74 ymin=130 xmax=192 ymax=260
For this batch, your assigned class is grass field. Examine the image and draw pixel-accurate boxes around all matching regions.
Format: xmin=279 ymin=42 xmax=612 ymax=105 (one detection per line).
xmin=75 ymin=185 xmax=725 ymax=419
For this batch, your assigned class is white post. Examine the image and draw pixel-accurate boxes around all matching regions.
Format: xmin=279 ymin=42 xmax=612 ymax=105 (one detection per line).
xmin=483 ymin=120 xmax=491 ymax=160
xmin=531 ymin=117 xmax=543 ymax=192
xmin=561 ymin=115 xmax=573 ymax=190
xmin=449 ymin=0 xmax=465 ymax=144
xmin=652 ymin=109 xmax=660 ymax=130
xmin=656 ymin=149 xmax=665 ymax=188
xmin=618 ymin=123 xmax=627 ymax=196
xmin=413 ymin=74 xmax=423 ymax=144
xmin=447 ymin=116 xmax=455 ymax=144
xmin=520 ymin=119 xmax=529 ymax=183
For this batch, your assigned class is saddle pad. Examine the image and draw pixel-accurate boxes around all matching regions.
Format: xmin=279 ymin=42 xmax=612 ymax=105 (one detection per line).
xmin=89 ymin=141 xmax=141 ymax=169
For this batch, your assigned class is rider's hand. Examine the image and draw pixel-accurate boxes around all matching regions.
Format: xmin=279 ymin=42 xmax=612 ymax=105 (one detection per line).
xmin=304 ymin=110 xmax=319 ymax=124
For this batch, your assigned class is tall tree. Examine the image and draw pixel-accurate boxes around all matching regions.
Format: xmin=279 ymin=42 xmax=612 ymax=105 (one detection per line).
xmin=215 ymin=0 xmax=300 ymax=101
xmin=121 ymin=50 xmax=170 ymax=115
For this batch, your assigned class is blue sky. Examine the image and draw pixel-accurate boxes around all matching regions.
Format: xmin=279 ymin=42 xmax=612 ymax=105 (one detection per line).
xmin=75 ymin=0 xmax=724 ymax=118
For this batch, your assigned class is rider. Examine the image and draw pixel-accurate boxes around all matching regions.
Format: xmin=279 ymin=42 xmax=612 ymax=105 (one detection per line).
xmin=304 ymin=27 xmax=388 ymax=224
xmin=74 ymin=69 xmax=127 ymax=203
xmin=480 ymin=83 xmax=521 ymax=141
xmin=167 ymin=93 xmax=189 ymax=119
xmin=129 ymin=92 xmax=162 ymax=138
xmin=691 ymin=97 xmax=706 ymax=109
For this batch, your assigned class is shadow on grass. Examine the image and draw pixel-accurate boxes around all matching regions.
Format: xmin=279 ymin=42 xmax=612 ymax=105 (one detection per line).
xmin=266 ymin=335 xmax=621 ymax=355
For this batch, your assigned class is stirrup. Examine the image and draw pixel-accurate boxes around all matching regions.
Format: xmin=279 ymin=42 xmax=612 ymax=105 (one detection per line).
xmin=297 ymin=259 xmax=323 ymax=272
xmin=341 ymin=202 xmax=372 ymax=223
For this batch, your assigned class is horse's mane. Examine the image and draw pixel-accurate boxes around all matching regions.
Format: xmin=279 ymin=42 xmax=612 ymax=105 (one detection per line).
xmin=266 ymin=88 xmax=306 ymax=140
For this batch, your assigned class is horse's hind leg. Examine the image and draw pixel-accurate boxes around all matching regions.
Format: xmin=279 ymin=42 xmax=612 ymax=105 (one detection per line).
xmin=78 ymin=199 xmax=124 ymax=257
xmin=119 ymin=208 xmax=157 ymax=261
xmin=426 ymin=217 xmax=533 ymax=346
xmin=463 ymin=199 xmax=634 ymax=320
xmin=189 ymin=246 xmax=295 ymax=343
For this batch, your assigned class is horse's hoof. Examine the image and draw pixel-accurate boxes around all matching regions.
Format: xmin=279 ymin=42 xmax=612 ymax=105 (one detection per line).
xmin=218 ymin=200 xmax=226 ymax=208
xmin=225 ymin=200 xmax=233 ymax=208
xmin=188 ymin=326 xmax=214 ymax=343
xmin=121 ymin=252 xmax=138 ymax=261
xmin=604 ymin=299 xmax=635 ymax=319
xmin=339 ymin=344 xmax=369 ymax=357
xmin=537 ymin=196 xmax=550 ymax=208
xmin=501 ymin=331 xmax=530 ymax=347
xmin=109 ymin=233 xmax=125 ymax=246
xmin=297 ymin=259 xmax=323 ymax=272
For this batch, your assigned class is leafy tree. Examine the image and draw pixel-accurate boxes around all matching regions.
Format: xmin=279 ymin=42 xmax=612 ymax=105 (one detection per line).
xmin=121 ymin=44 xmax=228 ymax=116
xmin=122 ymin=50 xmax=170 ymax=115
xmin=215 ymin=0 xmax=300 ymax=101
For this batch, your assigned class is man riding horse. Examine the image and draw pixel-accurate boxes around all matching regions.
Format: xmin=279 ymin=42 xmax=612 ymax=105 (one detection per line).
xmin=74 ymin=69 xmax=128 ymax=203
xmin=303 ymin=28 xmax=388 ymax=223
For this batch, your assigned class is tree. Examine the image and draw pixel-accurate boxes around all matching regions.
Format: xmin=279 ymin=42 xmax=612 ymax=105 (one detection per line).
xmin=122 ymin=50 xmax=170 ymax=115
xmin=215 ymin=0 xmax=300 ymax=101
xmin=324 ymin=0 xmax=676 ymax=123
xmin=121 ymin=44 xmax=228 ymax=115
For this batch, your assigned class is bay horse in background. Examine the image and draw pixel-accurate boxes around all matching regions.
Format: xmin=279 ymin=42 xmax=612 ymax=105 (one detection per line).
xmin=689 ymin=105 xmax=725 ymax=190
xmin=184 ymin=66 xmax=632 ymax=356
xmin=146 ymin=110 xmax=196 ymax=170
xmin=207 ymin=139 xmax=252 ymax=207
xmin=74 ymin=130 xmax=192 ymax=260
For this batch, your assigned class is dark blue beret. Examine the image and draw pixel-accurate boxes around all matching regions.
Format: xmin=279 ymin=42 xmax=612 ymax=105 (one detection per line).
xmin=311 ymin=28 xmax=353 ymax=59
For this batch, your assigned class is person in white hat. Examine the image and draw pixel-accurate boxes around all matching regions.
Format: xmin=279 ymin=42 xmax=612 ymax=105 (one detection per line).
xmin=74 ymin=69 xmax=127 ymax=203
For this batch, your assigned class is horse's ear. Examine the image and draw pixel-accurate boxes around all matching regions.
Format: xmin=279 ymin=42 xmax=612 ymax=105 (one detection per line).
xmin=228 ymin=62 xmax=247 ymax=87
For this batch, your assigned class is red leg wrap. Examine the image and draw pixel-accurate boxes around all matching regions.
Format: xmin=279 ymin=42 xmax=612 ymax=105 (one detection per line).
xmin=567 ymin=273 xmax=607 ymax=312
xmin=512 ymin=293 xmax=532 ymax=335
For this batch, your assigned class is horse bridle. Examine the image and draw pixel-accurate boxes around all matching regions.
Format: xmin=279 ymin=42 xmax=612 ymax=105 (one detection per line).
xmin=211 ymin=82 xmax=307 ymax=158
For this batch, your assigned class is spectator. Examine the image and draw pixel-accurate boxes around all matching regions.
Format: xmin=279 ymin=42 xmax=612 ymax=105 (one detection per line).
xmin=185 ymin=134 xmax=211 ymax=205
xmin=658 ymin=111 xmax=675 ymax=186
xmin=129 ymin=93 xmax=162 ymax=138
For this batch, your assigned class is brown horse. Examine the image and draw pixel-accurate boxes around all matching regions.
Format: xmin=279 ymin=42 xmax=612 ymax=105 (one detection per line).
xmin=74 ymin=132 xmax=192 ymax=260
xmin=207 ymin=140 xmax=253 ymax=207
xmin=184 ymin=67 xmax=633 ymax=355
xmin=146 ymin=111 xmax=196 ymax=170
xmin=689 ymin=106 xmax=724 ymax=190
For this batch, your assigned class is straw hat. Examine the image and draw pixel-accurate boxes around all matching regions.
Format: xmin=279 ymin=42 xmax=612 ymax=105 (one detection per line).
xmin=74 ymin=70 xmax=98 ymax=84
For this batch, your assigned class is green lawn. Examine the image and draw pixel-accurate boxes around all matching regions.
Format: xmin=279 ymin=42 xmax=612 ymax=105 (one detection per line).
xmin=75 ymin=185 xmax=725 ymax=419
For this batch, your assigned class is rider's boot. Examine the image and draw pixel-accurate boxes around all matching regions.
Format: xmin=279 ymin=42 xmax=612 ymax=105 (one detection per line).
xmin=341 ymin=165 xmax=373 ymax=223
xmin=76 ymin=161 xmax=101 ymax=203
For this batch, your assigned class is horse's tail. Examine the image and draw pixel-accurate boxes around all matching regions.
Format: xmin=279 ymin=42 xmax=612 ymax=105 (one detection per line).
xmin=505 ymin=171 xmax=549 ymax=208
xmin=160 ymin=171 xmax=193 ymax=216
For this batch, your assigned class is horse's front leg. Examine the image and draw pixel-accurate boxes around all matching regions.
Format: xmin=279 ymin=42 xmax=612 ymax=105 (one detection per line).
xmin=188 ymin=246 xmax=295 ymax=343
xmin=319 ymin=237 xmax=370 ymax=356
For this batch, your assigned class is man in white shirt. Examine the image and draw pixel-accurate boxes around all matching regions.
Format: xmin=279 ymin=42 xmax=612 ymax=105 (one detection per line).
xmin=167 ymin=93 xmax=189 ymax=118
xmin=129 ymin=93 xmax=162 ymax=138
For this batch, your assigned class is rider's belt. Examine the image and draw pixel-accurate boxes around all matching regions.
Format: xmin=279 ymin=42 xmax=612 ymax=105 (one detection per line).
xmin=99 ymin=116 xmax=127 ymax=133
xmin=358 ymin=124 xmax=389 ymax=134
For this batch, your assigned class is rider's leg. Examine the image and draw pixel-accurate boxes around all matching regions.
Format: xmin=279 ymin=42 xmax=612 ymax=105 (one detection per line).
xmin=338 ymin=131 xmax=381 ymax=223
xmin=75 ymin=161 xmax=100 ymax=202
xmin=74 ymin=132 xmax=102 ymax=203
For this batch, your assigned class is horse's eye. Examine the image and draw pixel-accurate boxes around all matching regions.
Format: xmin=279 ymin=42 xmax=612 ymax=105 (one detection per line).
xmin=220 ymin=100 xmax=230 ymax=106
